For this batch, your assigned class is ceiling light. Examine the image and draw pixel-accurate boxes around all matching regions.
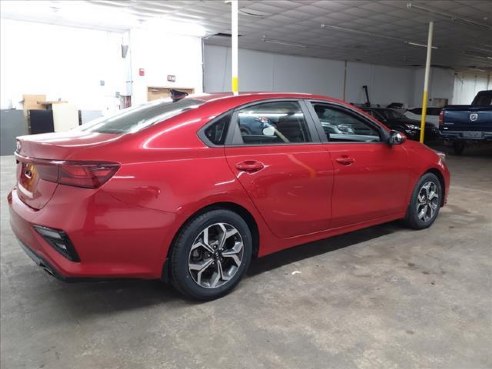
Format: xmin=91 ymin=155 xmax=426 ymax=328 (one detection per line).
xmin=321 ymin=24 xmax=439 ymax=50
xmin=465 ymin=52 xmax=492 ymax=61
xmin=406 ymin=41 xmax=438 ymax=50
xmin=406 ymin=2 xmax=492 ymax=31
xmin=58 ymin=3 xmax=137 ymax=27
xmin=143 ymin=18 xmax=207 ymax=37
xmin=0 ymin=1 xmax=138 ymax=31
xmin=239 ymin=8 xmax=270 ymax=17
xmin=320 ymin=24 xmax=401 ymax=42
xmin=262 ymin=36 xmax=307 ymax=48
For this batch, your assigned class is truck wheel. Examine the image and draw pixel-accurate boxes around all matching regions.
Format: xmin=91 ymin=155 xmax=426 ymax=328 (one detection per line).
xmin=452 ymin=142 xmax=465 ymax=155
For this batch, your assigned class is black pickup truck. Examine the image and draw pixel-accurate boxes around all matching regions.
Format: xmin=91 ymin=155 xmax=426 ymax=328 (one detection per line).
xmin=440 ymin=90 xmax=492 ymax=154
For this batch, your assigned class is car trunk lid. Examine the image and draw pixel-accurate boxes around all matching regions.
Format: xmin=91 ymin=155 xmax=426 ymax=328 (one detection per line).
xmin=15 ymin=131 xmax=119 ymax=210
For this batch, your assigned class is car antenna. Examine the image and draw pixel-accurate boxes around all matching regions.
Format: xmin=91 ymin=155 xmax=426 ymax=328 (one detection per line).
xmin=170 ymin=89 xmax=189 ymax=102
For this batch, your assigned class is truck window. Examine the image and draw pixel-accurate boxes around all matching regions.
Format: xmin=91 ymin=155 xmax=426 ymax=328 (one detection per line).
xmin=472 ymin=91 xmax=492 ymax=106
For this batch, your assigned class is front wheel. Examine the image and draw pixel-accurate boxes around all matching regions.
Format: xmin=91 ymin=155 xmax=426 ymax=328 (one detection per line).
xmin=404 ymin=173 xmax=442 ymax=230
xmin=169 ymin=209 xmax=252 ymax=300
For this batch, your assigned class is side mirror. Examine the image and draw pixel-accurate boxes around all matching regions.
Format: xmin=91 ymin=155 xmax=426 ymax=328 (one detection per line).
xmin=388 ymin=130 xmax=406 ymax=145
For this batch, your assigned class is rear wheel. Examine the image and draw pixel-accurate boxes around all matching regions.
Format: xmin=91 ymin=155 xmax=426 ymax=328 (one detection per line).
xmin=404 ymin=173 xmax=442 ymax=230
xmin=169 ymin=209 xmax=252 ymax=300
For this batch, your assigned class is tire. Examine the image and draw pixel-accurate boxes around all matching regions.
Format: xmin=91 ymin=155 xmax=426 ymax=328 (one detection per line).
xmin=169 ymin=209 xmax=253 ymax=300
xmin=404 ymin=173 xmax=442 ymax=230
xmin=452 ymin=141 xmax=465 ymax=155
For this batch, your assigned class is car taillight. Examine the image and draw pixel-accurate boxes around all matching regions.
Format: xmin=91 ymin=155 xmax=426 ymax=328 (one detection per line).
xmin=439 ymin=110 xmax=444 ymax=126
xmin=37 ymin=161 xmax=120 ymax=189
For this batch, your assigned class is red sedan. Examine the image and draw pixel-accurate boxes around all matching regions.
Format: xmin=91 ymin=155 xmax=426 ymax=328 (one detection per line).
xmin=8 ymin=92 xmax=450 ymax=300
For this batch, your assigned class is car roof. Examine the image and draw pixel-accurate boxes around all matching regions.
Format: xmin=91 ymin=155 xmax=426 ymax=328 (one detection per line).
xmin=189 ymin=92 xmax=345 ymax=105
xmin=362 ymin=107 xmax=392 ymax=111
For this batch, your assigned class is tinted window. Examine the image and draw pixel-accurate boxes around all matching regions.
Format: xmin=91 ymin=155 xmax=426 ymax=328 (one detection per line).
xmin=408 ymin=107 xmax=443 ymax=115
xmin=379 ymin=109 xmax=404 ymax=120
xmin=364 ymin=109 xmax=386 ymax=122
xmin=363 ymin=109 xmax=406 ymax=120
xmin=234 ymin=101 xmax=311 ymax=145
xmin=80 ymin=98 xmax=204 ymax=134
xmin=312 ymin=103 xmax=381 ymax=143
xmin=472 ymin=92 xmax=492 ymax=106
xmin=204 ymin=113 xmax=231 ymax=145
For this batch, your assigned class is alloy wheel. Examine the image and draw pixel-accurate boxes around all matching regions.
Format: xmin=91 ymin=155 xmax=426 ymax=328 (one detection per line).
xmin=188 ymin=223 xmax=244 ymax=288
xmin=416 ymin=181 xmax=440 ymax=223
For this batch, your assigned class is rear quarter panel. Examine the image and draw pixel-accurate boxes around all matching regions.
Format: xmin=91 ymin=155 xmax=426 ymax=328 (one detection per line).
xmin=66 ymin=110 xmax=283 ymax=264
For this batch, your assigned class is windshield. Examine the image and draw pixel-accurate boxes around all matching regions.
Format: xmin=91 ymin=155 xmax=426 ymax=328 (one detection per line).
xmin=79 ymin=98 xmax=204 ymax=134
xmin=380 ymin=109 xmax=404 ymax=120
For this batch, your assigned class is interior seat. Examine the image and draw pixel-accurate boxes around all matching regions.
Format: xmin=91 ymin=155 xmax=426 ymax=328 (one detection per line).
xmin=275 ymin=114 xmax=307 ymax=142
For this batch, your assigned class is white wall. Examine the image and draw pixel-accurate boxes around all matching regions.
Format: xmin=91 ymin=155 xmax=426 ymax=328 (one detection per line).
xmin=203 ymin=46 xmax=344 ymax=97
xmin=345 ymin=62 xmax=415 ymax=107
xmin=0 ymin=19 xmax=125 ymax=112
xmin=412 ymin=67 xmax=455 ymax=107
xmin=129 ymin=28 xmax=203 ymax=105
xmin=0 ymin=19 xmax=204 ymax=111
xmin=452 ymin=71 xmax=492 ymax=105
xmin=204 ymin=45 xmax=415 ymax=107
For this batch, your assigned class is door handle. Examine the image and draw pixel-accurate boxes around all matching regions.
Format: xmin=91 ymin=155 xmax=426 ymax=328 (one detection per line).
xmin=235 ymin=160 xmax=264 ymax=173
xmin=335 ymin=156 xmax=355 ymax=165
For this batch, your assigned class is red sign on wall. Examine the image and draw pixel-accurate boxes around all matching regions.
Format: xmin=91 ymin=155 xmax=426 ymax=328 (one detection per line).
xmin=138 ymin=68 xmax=145 ymax=77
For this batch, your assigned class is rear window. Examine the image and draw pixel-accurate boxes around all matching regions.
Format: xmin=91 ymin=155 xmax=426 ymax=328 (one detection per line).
xmin=79 ymin=98 xmax=204 ymax=134
xmin=472 ymin=91 xmax=492 ymax=106
xmin=380 ymin=109 xmax=404 ymax=120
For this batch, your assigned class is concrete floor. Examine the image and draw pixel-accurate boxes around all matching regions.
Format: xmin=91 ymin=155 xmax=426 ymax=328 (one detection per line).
xmin=1 ymin=146 xmax=491 ymax=369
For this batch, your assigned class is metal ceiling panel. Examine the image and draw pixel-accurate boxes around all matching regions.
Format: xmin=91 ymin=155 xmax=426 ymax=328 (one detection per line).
xmin=1 ymin=0 xmax=490 ymax=69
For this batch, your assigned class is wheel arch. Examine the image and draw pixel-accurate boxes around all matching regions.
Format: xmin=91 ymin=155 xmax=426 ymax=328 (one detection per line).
xmin=161 ymin=202 xmax=260 ymax=281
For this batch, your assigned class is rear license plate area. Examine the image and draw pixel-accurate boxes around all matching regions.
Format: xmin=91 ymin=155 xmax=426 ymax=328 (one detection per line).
xmin=462 ymin=132 xmax=483 ymax=139
xmin=19 ymin=162 xmax=39 ymax=192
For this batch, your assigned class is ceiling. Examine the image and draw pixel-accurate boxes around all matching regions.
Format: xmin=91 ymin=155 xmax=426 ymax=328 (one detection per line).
xmin=2 ymin=0 xmax=492 ymax=70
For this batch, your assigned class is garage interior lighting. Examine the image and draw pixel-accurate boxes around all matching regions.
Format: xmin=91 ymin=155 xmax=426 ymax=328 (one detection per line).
xmin=262 ymin=36 xmax=307 ymax=48
xmin=406 ymin=41 xmax=438 ymax=50
xmin=406 ymin=2 xmax=492 ymax=31
xmin=320 ymin=24 xmax=402 ymax=42
xmin=238 ymin=8 xmax=270 ymax=18
xmin=320 ymin=24 xmax=439 ymax=50
xmin=464 ymin=50 xmax=492 ymax=61
xmin=142 ymin=18 xmax=207 ymax=37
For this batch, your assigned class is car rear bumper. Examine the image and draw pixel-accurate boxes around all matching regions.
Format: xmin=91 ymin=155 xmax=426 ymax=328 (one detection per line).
xmin=8 ymin=187 xmax=177 ymax=280
xmin=440 ymin=131 xmax=492 ymax=141
xmin=425 ymin=127 xmax=440 ymax=139
xmin=17 ymin=239 xmax=81 ymax=282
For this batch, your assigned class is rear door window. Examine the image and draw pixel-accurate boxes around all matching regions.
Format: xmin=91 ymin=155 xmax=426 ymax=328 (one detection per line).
xmin=231 ymin=101 xmax=312 ymax=145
